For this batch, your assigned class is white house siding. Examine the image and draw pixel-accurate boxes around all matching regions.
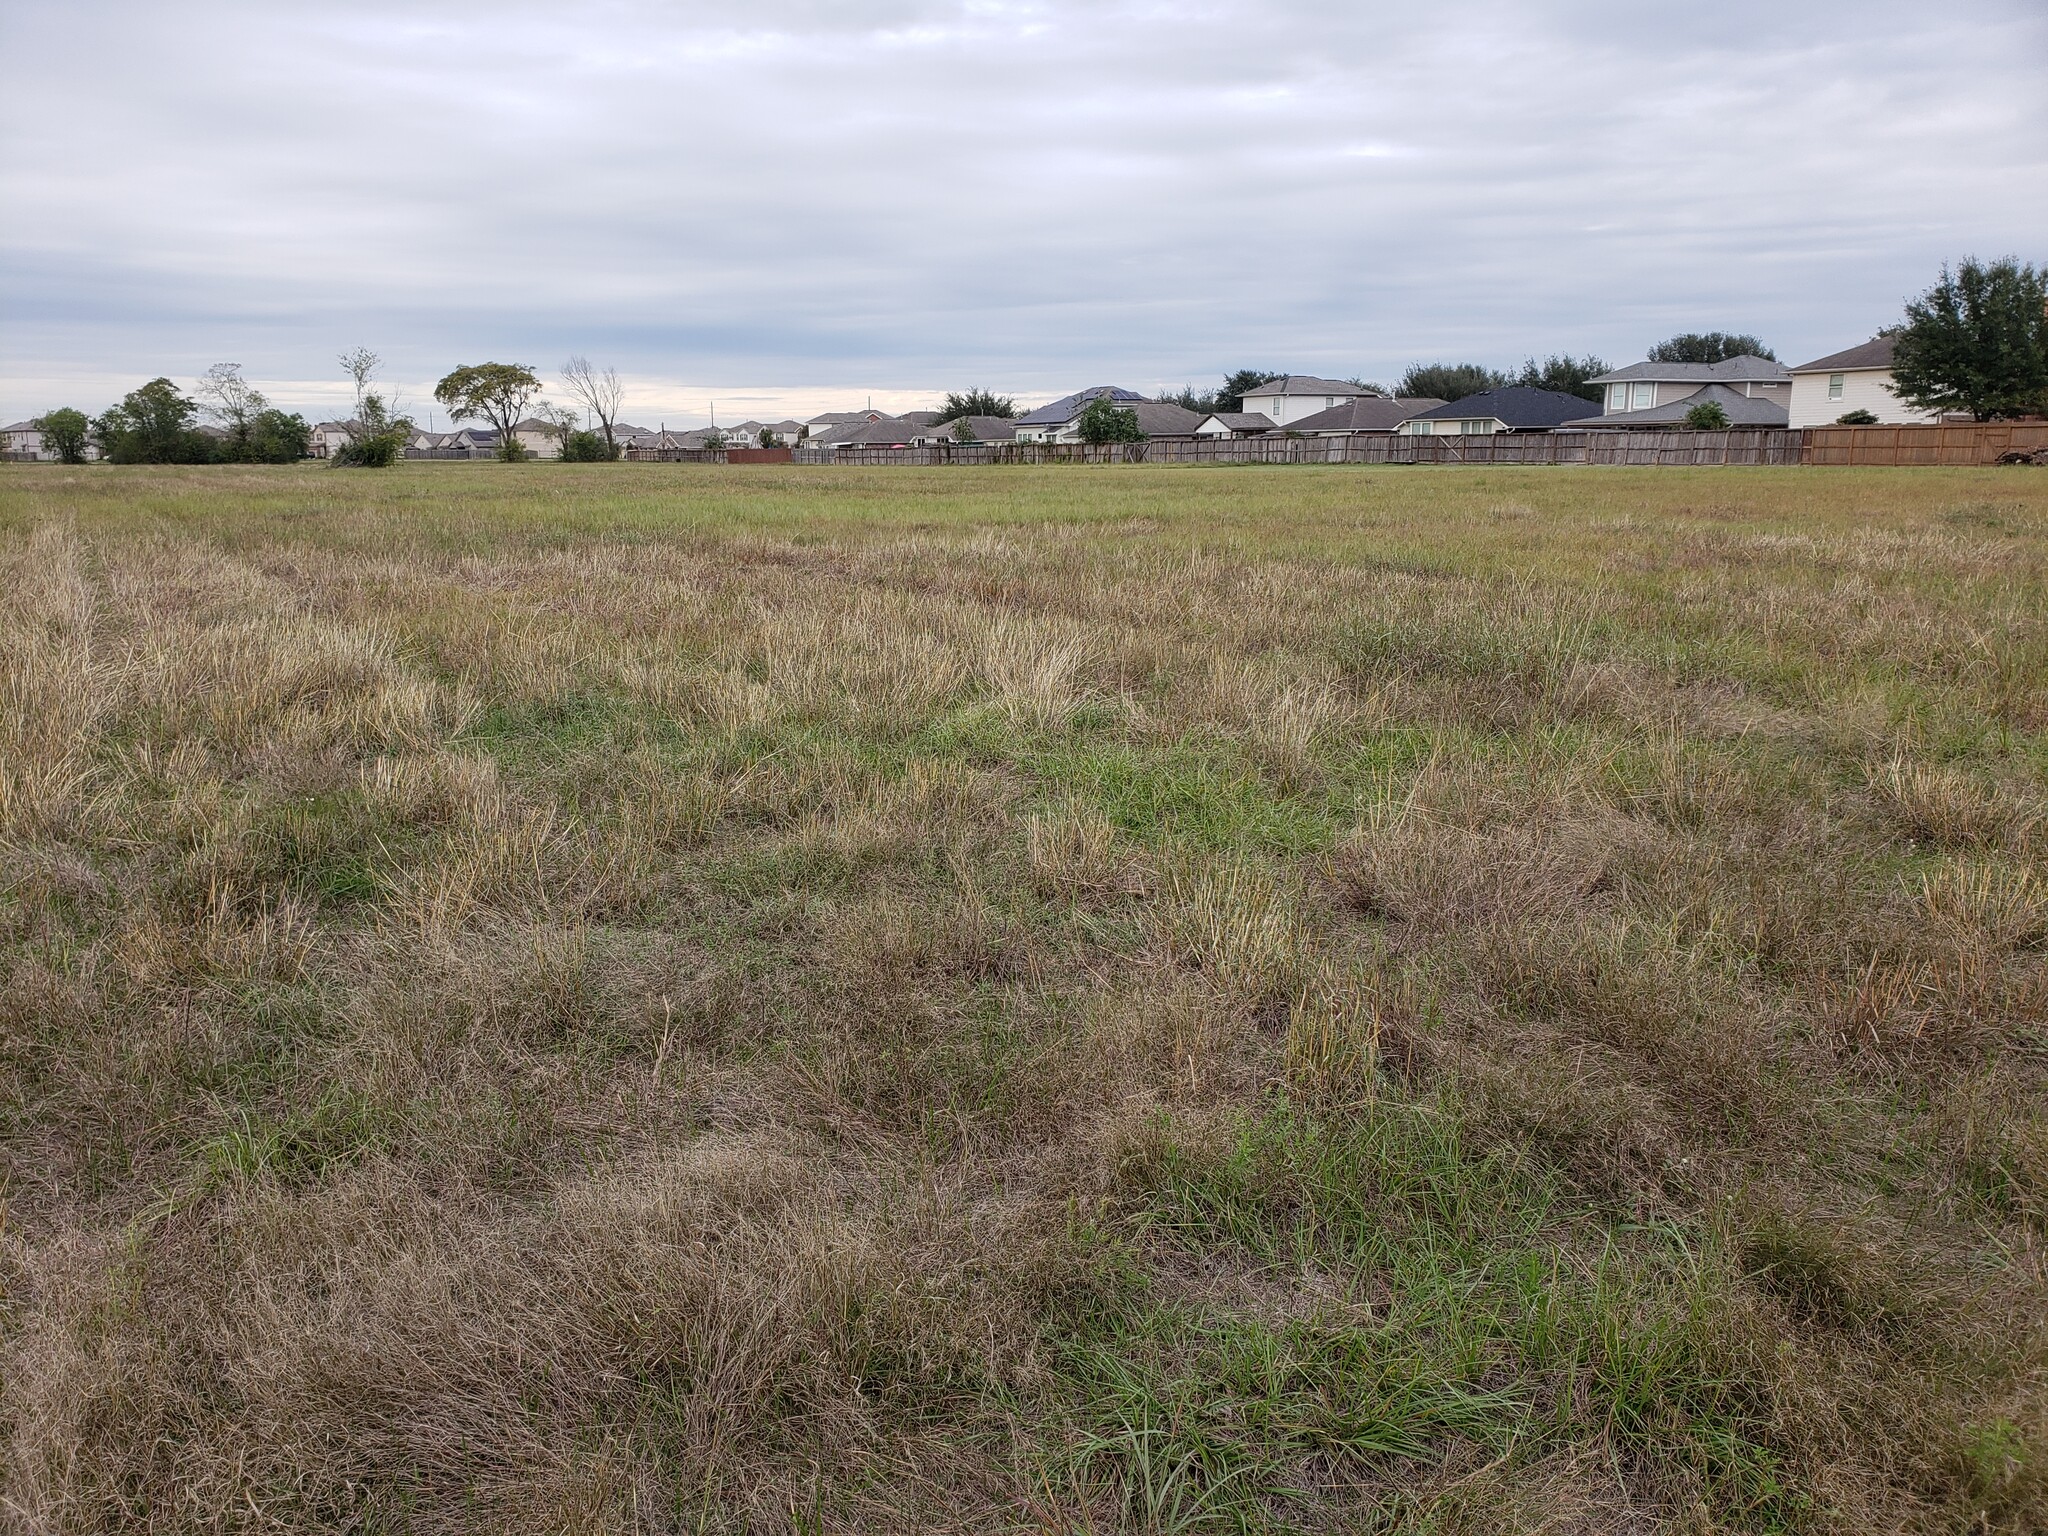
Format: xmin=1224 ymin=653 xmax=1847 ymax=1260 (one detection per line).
xmin=1787 ymin=369 xmax=1936 ymax=428
xmin=1241 ymin=389 xmax=1357 ymax=426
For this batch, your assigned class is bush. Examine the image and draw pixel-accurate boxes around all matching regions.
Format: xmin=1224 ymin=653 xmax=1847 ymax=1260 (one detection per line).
xmin=560 ymin=430 xmax=615 ymax=462
xmin=1683 ymin=400 xmax=1731 ymax=430
xmin=1835 ymin=408 xmax=1879 ymax=426
xmin=94 ymin=378 xmax=217 ymax=463
xmin=1076 ymin=395 xmax=1145 ymax=444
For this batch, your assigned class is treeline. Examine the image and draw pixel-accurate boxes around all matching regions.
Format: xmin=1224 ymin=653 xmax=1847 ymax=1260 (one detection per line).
xmin=32 ymin=369 xmax=312 ymax=465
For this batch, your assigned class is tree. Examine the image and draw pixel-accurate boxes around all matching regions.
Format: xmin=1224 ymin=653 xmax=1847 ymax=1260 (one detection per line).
xmin=757 ymin=426 xmax=784 ymax=449
xmin=560 ymin=356 xmax=625 ymax=459
xmin=1514 ymin=353 xmax=1609 ymax=404
xmin=332 ymin=350 xmax=413 ymax=468
xmin=1890 ymin=258 xmax=2048 ymax=421
xmin=1076 ymin=395 xmax=1144 ymax=444
xmin=32 ymin=407 xmax=91 ymax=464
xmin=1835 ymin=408 xmax=1879 ymax=425
xmin=94 ymin=378 xmax=214 ymax=463
xmin=1216 ymin=369 xmax=1279 ymax=413
xmin=1398 ymin=363 xmax=1509 ymax=402
xmin=434 ymin=363 xmax=542 ymax=461
xmin=560 ymin=429 xmax=613 ymax=462
xmin=1682 ymin=400 xmax=1731 ymax=430
xmin=247 ymin=409 xmax=312 ymax=462
xmin=196 ymin=361 xmax=268 ymax=449
xmin=1162 ymin=384 xmax=1216 ymax=414
xmin=936 ymin=388 xmax=1016 ymax=423
xmin=1647 ymin=332 xmax=1775 ymax=363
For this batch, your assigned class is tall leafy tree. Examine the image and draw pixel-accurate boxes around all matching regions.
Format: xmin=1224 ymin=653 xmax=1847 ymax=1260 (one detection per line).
xmin=1646 ymin=332 xmax=1775 ymax=363
xmin=1397 ymin=363 xmax=1509 ymax=402
xmin=1215 ymin=369 xmax=1278 ymax=413
xmin=94 ymin=378 xmax=214 ymax=463
xmin=434 ymin=363 xmax=542 ymax=461
xmin=32 ymin=407 xmax=91 ymax=464
xmin=1515 ymin=354 xmax=1609 ymax=404
xmin=936 ymin=388 xmax=1016 ymax=423
xmin=1891 ymin=257 xmax=2048 ymax=421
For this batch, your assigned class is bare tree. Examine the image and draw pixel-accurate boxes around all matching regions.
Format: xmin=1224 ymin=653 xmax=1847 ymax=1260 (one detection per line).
xmin=341 ymin=348 xmax=390 ymax=421
xmin=560 ymin=356 xmax=625 ymax=460
xmin=196 ymin=362 xmax=268 ymax=434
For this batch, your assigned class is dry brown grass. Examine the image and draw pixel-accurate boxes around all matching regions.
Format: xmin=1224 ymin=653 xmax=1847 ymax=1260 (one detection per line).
xmin=2 ymin=461 xmax=2046 ymax=1533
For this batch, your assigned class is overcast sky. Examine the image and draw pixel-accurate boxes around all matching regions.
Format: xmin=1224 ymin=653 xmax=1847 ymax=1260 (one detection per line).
xmin=3 ymin=0 xmax=2045 ymax=426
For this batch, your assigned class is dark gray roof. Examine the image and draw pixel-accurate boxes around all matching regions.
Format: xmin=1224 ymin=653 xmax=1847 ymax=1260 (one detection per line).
xmin=1564 ymin=382 xmax=1789 ymax=429
xmin=942 ymin=415 xmax=1019 ymax=441
xmin=1286 ymin=397 xmax=1444 ymax=433
xmin=1015 ymin=386 xmax=1148 ymax=426
xmin=1130 ymin=402 xmax=1204 ymax=436
xmin=1589 ymin=356 xmax=1789 ymax=385
xmin=1243 ymin=375 xmax=1367 ymax=398
xmin=1412 ymin=387 xmax=1592 ymax=429
xmin=1789 ymin=337 xmax=1896 ymax=373
xmin=807 ymin=410 xmax=886 ymax=426
xmin=898 ymin=410 xmax=943 ymax=427
xmin=833 ymin=416 xmax=936 ymax=447
xmin=1199 ymin=412 xmax=1278 ymax=432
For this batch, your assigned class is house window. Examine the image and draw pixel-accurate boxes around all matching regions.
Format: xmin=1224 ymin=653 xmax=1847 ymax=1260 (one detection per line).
xmin=1608 ymin=384 xmax=1629 ymax=413
xmin=1827 ymin=373 xmax=1844 ymax=401
xmin=1462 ymin=419 xmax=1489 ymax=434
xmin=1411 ymin=420 xmax=1431 ymax=435
xmin=1631 ymin=382 xmax=1654 ymax=410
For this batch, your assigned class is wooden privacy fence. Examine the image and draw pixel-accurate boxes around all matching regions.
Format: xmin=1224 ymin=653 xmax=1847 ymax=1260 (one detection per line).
xmin=1801 ymin=422 xmax=2048 ymax=466
xmin=792 ymin=429 xmax=1806 ymax=467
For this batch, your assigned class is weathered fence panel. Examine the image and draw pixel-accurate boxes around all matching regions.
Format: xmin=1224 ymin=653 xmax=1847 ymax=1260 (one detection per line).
xmin=790 ymin=429 xmax=1805 ymax=468
xmin=1800 ymin=422 xmax=2048 ymax=466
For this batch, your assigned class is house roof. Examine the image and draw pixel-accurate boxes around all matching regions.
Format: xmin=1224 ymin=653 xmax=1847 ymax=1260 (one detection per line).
xmin=1563 ymin=382 xmax=1789 ymax=429
xmin=1014 ymin=386 xmax=1149 ymax=426
xmin=1285 ymin=397 xmax=1444 ymax=433
xmin=1130 ymin=402 xmax=1205 ymax=437
xmin=3 ymin=421 xmax=42 ymax=433
xmin=898 ymin=410 xmax=943 ymax=427
xmin=1589 ymin=356 xmax=1789 ymax=385
xmin=1412 ymin=387 xmax=1592 ymax=429
xmin=941 ymin=415 xmax=1020 ymax=441
xmin=1788 ymin=337 xmax=1896 ymax=373
xmin=808 ymin=410 xmax=886 ymax=426
xmin=1241 ymin=375 xmax=1369 ymax=399
xmin=1199 ymin=413 xmax=1279 ymax=432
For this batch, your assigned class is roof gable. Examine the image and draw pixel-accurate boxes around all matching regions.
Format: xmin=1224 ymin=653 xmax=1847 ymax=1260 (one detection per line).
xmin=1788 ymin=337 xmax=1896 ymax=373
xmin=1413 ymin=387 xmax=1592 ymax=427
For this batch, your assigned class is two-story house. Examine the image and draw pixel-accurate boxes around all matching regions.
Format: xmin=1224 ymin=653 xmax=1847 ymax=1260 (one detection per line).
xmin=1578 ymin=357 xmax=1791 ymax=428
xmin=1785 ymin=338 xmax=1939 ymax=427
xmin=1013 ymin=387 xmax=1201 ymax=443
xmin=1237 ymin=376 xmax=1372 ymax=428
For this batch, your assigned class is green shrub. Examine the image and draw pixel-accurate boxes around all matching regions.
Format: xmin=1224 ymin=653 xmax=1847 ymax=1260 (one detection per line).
xmin=560 ymin=429 xmax=615 ymax=461
xmin=1835 ymin=408 xmax=1879 ymax=425
xmin=1683 ymin=399 xmax=1732 ymax=430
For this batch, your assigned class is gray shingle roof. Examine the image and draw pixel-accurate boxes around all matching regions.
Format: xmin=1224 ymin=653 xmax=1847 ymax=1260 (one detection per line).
xmin=1199 ymin=413 xmax=1278 ymax=432
xmin=1129 ymin=402 xmax=1204 ymax=436
xmin=1243 ymin=375 xmax=1368 ymax=398
xmin=1014 ymin=386 xmax=1148 ymax=426
xmin=1285 ymin=397 xmax=1444 ymax=433
xmin=1564 ymin=382 xmax=1789 ymax=429
xmin=1589 ymin=356 xmax=1789 ymax=385
xmin=1411 ymin=387 xmax=1592 ymax=429
xmin=1788 ymin=338 xmax=1896 ymax=373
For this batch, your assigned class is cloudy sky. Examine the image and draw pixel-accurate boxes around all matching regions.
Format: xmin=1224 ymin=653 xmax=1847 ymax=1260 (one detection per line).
xmin=3 ymin=0 xmax=2045 ymax=427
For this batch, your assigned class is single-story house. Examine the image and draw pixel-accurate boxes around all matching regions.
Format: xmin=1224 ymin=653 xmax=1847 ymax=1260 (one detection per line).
xmin=1564 ymin=381 xmax=1787 ymax=431
xmin=1401 ymin=387 xmax=1593 ymax=435
xmin=1785 ymin=337 xmax=1940 ymax=427
xmin=443 ymin=427 xmax=501 ymax=455
xmin=1239 ymin=376 xmax=1372 ymax=428
xmin=1195 ymin=412 xmax=1277 ymax=437
xmin=1586 ymin=357 xmax=1790 ymax=419
xmin=510 ymin=418 xmax=565 ymax=458
xmin=1014 ymin=387 xmax=1202 ymax=443
xmin=1281 ymin=397 xmax=1445 ymax=435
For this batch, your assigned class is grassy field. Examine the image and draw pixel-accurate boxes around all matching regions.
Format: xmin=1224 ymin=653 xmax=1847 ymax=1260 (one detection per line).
xmin=2 ymin=461 xmax=2046 ymax=1533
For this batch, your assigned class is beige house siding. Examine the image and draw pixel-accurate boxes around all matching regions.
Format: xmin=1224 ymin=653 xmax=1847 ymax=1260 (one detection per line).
xmin=1601 ymin=380 xmax=1791 ymax=414
xmin=1787 ymin=368 xmax=1936 ymax=428
xmin=1241 ymin=388 xmax=1359 ymax=426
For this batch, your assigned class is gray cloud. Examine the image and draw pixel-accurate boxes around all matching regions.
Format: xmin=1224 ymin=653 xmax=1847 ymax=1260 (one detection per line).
xmin=4 ymin=0 xmax=2045 ymax=423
